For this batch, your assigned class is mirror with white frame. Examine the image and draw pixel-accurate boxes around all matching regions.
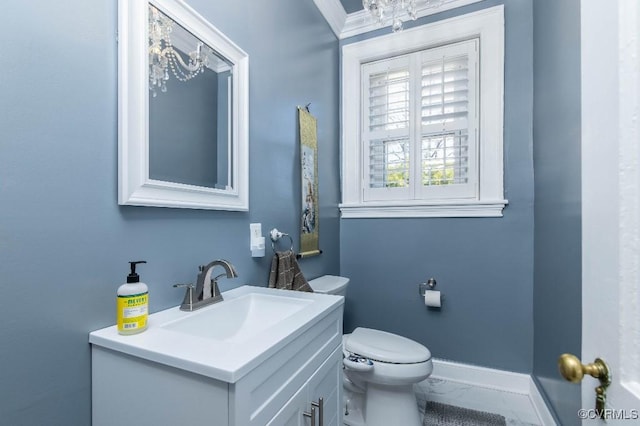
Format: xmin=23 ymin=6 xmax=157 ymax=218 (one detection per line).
xmin=118 ymin=0 xmax=249 ymax=210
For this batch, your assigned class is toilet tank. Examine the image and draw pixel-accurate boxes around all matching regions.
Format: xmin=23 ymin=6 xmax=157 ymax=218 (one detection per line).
xmin=308 ymin=275 xmax=350 ymax=297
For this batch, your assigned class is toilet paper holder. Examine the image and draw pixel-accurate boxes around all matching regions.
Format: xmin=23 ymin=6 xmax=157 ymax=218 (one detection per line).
xmin=418 ymin=278 xmax=437 ymax=296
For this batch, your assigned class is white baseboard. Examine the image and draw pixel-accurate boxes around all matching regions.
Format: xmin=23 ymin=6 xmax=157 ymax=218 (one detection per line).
xmin=528 ymin=377 xmax=558 ymax=426
xmin=431 ymin=358 xmax=531 ymax=393
xmin=427 ymin=359 xmax=557 ymax=426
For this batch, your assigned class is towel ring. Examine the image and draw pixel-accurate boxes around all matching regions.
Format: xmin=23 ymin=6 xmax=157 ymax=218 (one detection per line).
xmin=270 ymin=228 xmax=294 ymax=252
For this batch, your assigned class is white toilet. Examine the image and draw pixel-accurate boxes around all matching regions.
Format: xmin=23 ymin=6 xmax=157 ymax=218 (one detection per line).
xmin=308 ymin=275 xmax=433 ymax=426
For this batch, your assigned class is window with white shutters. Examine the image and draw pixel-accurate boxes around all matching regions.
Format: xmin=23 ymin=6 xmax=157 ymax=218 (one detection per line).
xmin=341 ymin=6 xmax=506 ymax=218
xmin=362 ymin=40 xmax=478 ymax=202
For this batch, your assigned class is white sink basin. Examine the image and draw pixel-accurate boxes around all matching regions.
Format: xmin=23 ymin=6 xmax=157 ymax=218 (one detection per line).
xmin=89 ymin=285 xmax=343 ymax=383
xmin=161 ymin=292 xmax=313 ymax=342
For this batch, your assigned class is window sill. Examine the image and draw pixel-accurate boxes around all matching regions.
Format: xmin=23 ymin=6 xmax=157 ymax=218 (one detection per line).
xmin=339 ymin=199 xmax=508 ymax=218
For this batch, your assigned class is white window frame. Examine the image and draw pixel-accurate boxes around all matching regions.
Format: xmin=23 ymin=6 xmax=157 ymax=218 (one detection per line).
xmin=340 ymin=5 xmax=507 ymax=218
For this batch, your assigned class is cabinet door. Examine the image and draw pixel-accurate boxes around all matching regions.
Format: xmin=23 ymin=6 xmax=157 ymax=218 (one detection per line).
xmin=266 ymin=383 xmax=308 ymax=426
xmin=266 ymin=345 xmax=343 ymax=426
xmin=307 ymin=346 xmax=343 ymax=426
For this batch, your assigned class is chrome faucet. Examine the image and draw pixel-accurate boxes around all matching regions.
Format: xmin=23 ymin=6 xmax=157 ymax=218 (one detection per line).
xmin=174 ymin=259 xmax=238 ymax=311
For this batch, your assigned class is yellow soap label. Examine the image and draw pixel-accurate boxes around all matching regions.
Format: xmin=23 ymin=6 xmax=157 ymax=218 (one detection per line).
xmin=117 ymin=292 xmax=148 ymax=332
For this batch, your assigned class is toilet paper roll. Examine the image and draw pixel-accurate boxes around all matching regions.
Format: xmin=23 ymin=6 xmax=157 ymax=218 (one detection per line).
xmin=424 ymin=291 xmax=441 ymax=308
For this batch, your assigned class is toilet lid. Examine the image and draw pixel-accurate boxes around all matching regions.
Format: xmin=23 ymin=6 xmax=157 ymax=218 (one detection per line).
xmin=345 ymin=327 xmax=431 ymax=364
xmin=308 ymin=275 xmax=349 ymax=294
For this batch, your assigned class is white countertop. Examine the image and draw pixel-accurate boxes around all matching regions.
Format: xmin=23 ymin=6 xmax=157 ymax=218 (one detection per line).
xmin=89 ymin=285 xmax=343 ymax=383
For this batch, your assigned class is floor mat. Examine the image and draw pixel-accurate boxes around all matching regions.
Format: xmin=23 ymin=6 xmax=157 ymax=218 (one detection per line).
xmin=423 ymin=401 xmax=507 ymax=426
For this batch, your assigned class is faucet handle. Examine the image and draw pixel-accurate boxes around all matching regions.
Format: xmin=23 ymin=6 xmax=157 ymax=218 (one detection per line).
xmin=173 ymin=283 xmax=195 ymax=311
xmin=173 ymin=283 xmax=194 ymax=289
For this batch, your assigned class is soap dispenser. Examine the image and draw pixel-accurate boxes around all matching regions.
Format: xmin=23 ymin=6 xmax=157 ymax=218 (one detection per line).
xmin=117 ymin=261 xmax=149 ymax=335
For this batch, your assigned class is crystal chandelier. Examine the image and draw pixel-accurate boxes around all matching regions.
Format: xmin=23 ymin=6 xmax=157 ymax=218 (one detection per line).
xmin=362 ymin=0 xmax=444 ymax=32
xmin=148 ymin=5 xmax=209 ymax=96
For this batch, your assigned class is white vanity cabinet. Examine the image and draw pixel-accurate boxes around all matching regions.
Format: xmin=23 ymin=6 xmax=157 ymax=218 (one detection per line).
xmin=267 ymin=346 xmax=342 ymax=426
xmin=229 ymin=313 xmax=343 ymax=426
xmin=90 ymin=286 xmax=344 ymax=426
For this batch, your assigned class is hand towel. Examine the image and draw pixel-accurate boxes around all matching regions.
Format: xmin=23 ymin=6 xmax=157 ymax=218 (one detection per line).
xmin=268 ymin=250 xmax=313 ymax=292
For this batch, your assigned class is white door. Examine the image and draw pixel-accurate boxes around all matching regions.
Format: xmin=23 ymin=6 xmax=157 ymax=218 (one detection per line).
xmin=580 ymin=0 xmax=640 ymax=423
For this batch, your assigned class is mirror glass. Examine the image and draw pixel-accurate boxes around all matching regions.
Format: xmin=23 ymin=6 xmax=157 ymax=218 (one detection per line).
xmin=118 ymin=0 xmax=249 ymax=211
xmin=148 ymin=5 xmax=233 ymax=190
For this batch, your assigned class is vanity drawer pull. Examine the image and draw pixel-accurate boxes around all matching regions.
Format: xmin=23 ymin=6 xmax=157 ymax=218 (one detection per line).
xmin=311 ymin=398 xmax=324 ymax=426
xmin=303 ymin=406 xmax=316 ymax=426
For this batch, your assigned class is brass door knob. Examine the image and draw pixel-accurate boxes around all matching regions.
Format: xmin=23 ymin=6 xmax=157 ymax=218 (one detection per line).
xmin=558 ymin=353 xmax=611 ymax=417
xmin=558 ymin=353 xmax=610 ymax=384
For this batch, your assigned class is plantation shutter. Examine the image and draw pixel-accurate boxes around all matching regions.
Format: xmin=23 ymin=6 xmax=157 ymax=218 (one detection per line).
xmin=361 ymin=39 xmax=478 ymax=202
xmin=418 ymin=40 xmax=478 ymax=199
xmin=362 ymin=55 xmax=412 ymax=201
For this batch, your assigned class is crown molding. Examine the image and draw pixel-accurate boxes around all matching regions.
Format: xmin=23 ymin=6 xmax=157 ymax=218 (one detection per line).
xmin=341 ymin=0 xmax=483 ymax=39
xmin=311 ymin=0 xmax=487 ymax=40
xmin=312 ymin=0 xmax=347 ymax=37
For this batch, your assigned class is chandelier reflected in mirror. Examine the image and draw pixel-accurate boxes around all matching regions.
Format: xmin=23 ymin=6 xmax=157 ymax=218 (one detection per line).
xmin=148 ymin=5 xmax=210 ymax=96
xmin=362 ymin=0 xmax=444 ymax=32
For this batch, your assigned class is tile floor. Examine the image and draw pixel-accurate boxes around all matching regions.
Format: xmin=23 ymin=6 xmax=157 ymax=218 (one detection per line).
xmin=415 ymin=377 xmax=542 ymax=425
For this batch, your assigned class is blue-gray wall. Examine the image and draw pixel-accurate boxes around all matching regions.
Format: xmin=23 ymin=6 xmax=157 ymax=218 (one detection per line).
xmin=340 ymin=0 xmax=535 ymax=373
xmin=217 ymin=70 xmax=231 ymax=187
xmin=532 ymin=0 xmax=582 ymax=424
xmin=0 ymin=1 xmax=339 ymax=424
xmin=149 ymin=70 xmax=219 ymax=187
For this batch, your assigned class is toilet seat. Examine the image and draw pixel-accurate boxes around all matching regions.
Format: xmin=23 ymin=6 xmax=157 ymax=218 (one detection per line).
xmin=345 ymin=327 xmax=431 ymax=364
xmin=343 ymin=328 xmax=433 ymax=387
